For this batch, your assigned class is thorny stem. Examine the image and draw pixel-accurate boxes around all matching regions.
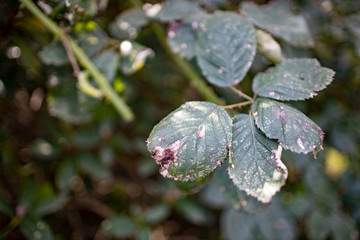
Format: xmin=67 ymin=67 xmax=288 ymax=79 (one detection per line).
xmin=221 ymin=100 xmax=252 ymax=109
xmin=60 ymin=27 xmax=80 ymax=77
xmin=19 ymin=0 xmax=135 ymax=122
xmin=150 ymin=22 xmax=222 ymax=105
xmin=229 ymin=85 xmax=253 ymax=102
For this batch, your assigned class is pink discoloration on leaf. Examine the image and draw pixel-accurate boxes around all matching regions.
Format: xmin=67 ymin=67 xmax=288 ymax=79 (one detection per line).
xmin=151 ymin=140 xmax=182 ymax=178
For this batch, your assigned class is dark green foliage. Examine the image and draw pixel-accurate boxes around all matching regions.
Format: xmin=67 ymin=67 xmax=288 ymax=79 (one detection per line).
xmin=1 ymin=0 xmax=360 ymax=239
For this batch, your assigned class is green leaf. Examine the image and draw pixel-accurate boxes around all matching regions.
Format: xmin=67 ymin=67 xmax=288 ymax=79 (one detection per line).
xmin=47 ymin=73 xmax=91 ymax=124
xmin=196 ymin=11 xmax=256 ymax=87
xmin=143 ymin=204 xmax=170 ymax=224
xmin=241 ymin=1 xmax=314 ymax=48
xmin=147 ymin=101 xmax=232 ymax=181
xmin=156 ymin=0 xmax=202 ymax=22
xmin=109 ymin=7 xmax=149 ymax=40
xmin=76 ymin=26 xmax=108 ymax=57
xmin=20 ymin=215 xmax=54 ymax=240
xmin=101 ymin=215 xmax=136 ymax=238
xmin=175 ymin=198 xmax=214 ymax=226
xmin=215 ymin=163 xmax=269 ymax=213
xmin=229 ymin=114 xmax=287 ymax=203
xmin=93 ymin=50 xmax=119 ymax=82
xmin=252 ymin=58 xmax=334 ymax=101
xmin=56 ymin=157 xmax=77 ymax=191
xmin=38 ymin=40 xmax=68 ymax=66
xmin=252 ymin=98 xmax=324 ymax=154
xmin=222 ymin=200 xmax=296 ymax=240
xmin=167 ymin=23 xmax=197 ymax=59
xmin=77 ymin=153 xmax=111 ymax=180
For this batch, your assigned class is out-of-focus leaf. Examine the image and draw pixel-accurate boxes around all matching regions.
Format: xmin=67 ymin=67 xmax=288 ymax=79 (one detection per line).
xmin=167 ymin=23 xmax=196 ymax=59
xmin=38 ymin=40 xmax=68 ymax=66
xmin=110 ymin=7 xmax=149 ymax=40
xmin=137 ymin=158 xmax=158 ymax=178
xmin=147 ymin=101 xmax=232 ymax=181
xmin=33 ymin=195 xmax=68 ymax=217
xmin=76 ymin=26 xmax=108 ymax=57
xmin=71 ymin=125 xmax=100 ymax=149
xmin=306 ymin=210 xmax=358 ymax=240
xmin=325 ymin=147 xmax=349 ymax=180
xmin=229 ymin=114 xmax=287 ymax=203
xmin=252 ymin=98 xmax=324 ymax=154
xmin=101 ymin=215 xmax=136 ymax=238
xmin=77 ymin=153 xmax=111 ymax=180
xmin=56 ymin=157 xmax=77 ymax=191
xmin=199 ymin=0 xmax=227 ymax=8
xmin=0 ymin=197 xmax=13 ymax=216
xmin=196 ymin=11 xmax=256 ymax=87
xmin=20 ymin=215 xmax=54 ymax=240
xmin=241 ymin=1 xmax=314 ymax=48
xmin=222 ymin=200 xmax=296 ymax=240
xmin=72 ymin=0 xmax=97 ymax=17
xmin=135 ymin=226 xmax=149 ymax=240
xmin=120 ymin=41 xmax=154 ymax=75
xmin=143 ymin=204 xmax=170 ymax=224
xmin=175 ymin=198 xmax=213 ymax=226
xmin=92 ymin=50 xmax=119 ymax=82
xmin=156 ymin=0 xmax=202 ymax=22
xmin=47 ymin=73 xmax=91 ymax=124
xmin=252 ymin=58 xmax=334 ymax=101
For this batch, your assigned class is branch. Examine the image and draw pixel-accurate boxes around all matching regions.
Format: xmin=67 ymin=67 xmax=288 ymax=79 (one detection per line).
xmin=19 ymin=0 xmax=135 ymax=122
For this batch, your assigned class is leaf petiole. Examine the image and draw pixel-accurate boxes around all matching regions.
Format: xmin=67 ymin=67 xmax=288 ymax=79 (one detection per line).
xmin=229 ymin=86 xmax=253 ymax=102
xmin=221 ymin=100 xmax=252 ymax=109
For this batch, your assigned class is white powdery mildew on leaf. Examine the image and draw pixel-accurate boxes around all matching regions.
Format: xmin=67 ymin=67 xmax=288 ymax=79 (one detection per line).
xmin=252 ymin=98 xmax=325 ymax=155
xmin=241 ymin=1 xmax=314 ymax=48
xmin=228 ymin=114 xmax=287 ymax=203
xmin=147 ymin=101 xmax=232 ymax=181
xmin=252 ymin=58 xmax=335 ymax=101
xmin=196 ymin=11 xmax=256 ymax=87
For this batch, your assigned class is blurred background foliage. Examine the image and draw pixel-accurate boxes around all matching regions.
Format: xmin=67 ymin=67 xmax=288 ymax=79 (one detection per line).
xmin=0 ymin=0 xmax=360 ymax=239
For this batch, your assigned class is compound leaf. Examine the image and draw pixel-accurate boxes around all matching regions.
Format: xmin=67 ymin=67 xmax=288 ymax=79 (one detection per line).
xmin=196 ymin=11 xmax=256 ymax=87
xmin=156 ymin=0 xmax=202 ymax=22
xmin=252 ymin=98 xmax=324 ymax=154
xmin=147 ymin=101 xmax=232 ymax=181
xmin=241 ymin=1 xmax=314 ymax=48
xmin=252 ymin=58 xmax=334 ymax=101
xmin=229 ymin=114 xmax=287 ymax=203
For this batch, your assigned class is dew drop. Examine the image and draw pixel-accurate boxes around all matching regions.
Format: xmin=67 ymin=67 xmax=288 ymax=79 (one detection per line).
xmin=269 ymin=91 xmax=275 ymax=97
xmin=216 ymin=160 xmax=222 ymax=166
xmin=231 ymin=164 xmax=235 ymax=170
xmin=246 ymin=44 xmax=252 ymax=49
xmin=211 ymin=153 xmax=216 ymax=157
xmin=168 ymin=31 xmax=176 ymax=38
xmin=297 ymin=137 xmax=305 ymax=150
xmin=243 ymin=170 xmax=247 ymax=174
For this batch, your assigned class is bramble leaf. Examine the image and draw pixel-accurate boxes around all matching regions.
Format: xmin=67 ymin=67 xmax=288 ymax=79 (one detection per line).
xmin=147 ymin=101 xmax=232 ymax=181
xmin=252 ymin=98 xmax=324 ymax=154
xmin=241 ymin=1 xmax=314 ymax=48
xmin=252 ymin=58 xmax=334 ymax=101
xmin=196 ymin=11 xmax=256 ymax=87
xmin=229 ymin=114 xmax=287 ymax=203
xmin=156 ymin=0 xmax=202 ymax=22
xmin=109 ymin=7 xmax=149 ymax=40
xmin=167 ymin=23 xmax=197 ymax=59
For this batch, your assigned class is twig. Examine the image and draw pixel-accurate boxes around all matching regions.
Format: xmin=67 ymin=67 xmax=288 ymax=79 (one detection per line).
xmin=19 ymin=0 xmax=135 ymax=122
xmin=60 ymin=27 xmax=80 ymax=77
xmin=229 ymin=86 xmax=253 ymax=102
xmin=222 ymin=100 xmax=252 ymax=109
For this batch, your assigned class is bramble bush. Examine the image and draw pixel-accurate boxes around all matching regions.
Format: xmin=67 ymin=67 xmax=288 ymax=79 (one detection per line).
xmin=0 ymin=0 xmax=360 ymax=239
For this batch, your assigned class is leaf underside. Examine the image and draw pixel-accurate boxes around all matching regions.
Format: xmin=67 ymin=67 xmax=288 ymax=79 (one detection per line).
xmin=229 ymin=114 xmax=287 ymax=203
xmin=252 ymin=98 xmax=324 ymax=154
xmin=241 ymin=1 xmax=314 ymax=48
xmin=252 ymin=58 xmax=335 ymax=101
xmin=147 ymin=101 xmax=232 ymax=181
xmin=196 ymin=11 xmax=256 ymax=87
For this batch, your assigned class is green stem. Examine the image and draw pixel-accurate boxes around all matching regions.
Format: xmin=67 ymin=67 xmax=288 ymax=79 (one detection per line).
xmin=229 ymin=86 xmax=253 ymax=102
xmin=221 ymin=100 xmax=252 ymax=109
xmin=19 ymin=0 xmax=134 ymax=122
xmin=151 ymin=22 xmax=221 ymax=105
